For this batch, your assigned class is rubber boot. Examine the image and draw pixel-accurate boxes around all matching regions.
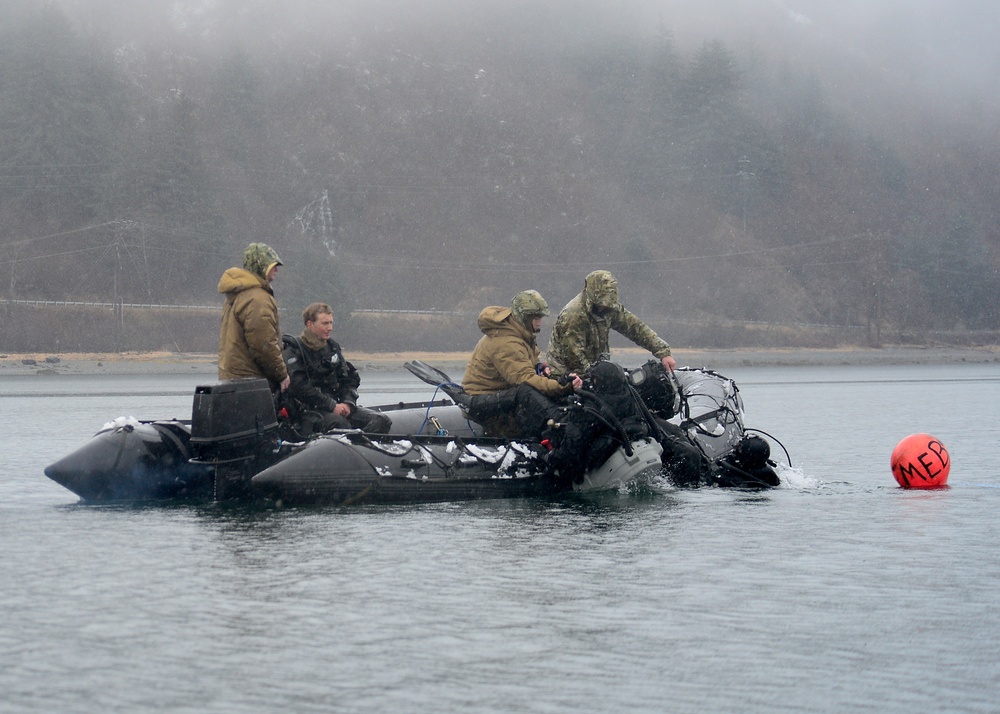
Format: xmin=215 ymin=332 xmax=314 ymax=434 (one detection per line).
xmin=440 ymin=383 xmax=473 ymax=409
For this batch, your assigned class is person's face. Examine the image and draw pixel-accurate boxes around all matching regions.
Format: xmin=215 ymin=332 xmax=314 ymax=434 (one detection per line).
xmin=530 ymin=316 xmax=543 ymax=333
xmin=266 ymin=264 xmax=279 ymax=283
xmin=306 ymin=312 xmax=334 ymax=340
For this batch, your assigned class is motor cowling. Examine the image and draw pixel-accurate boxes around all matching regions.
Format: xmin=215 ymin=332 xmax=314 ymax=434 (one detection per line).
xmin=189 ymin=378 xmax=278 ymax=461
xmin=189 ymin=378 xmax=280 ymax=500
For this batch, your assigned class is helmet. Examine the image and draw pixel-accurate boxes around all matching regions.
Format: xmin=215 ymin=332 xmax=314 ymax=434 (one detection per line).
xmin=511 ymin=290 xmax=549 ymax=325
xmin=584 ymin=270 xmax=618 ymax=310
xmin=243 ymin=242 xmax=284 ymax=280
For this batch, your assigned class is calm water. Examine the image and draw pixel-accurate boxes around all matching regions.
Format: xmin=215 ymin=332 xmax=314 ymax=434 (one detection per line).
xmin=2 ymin=363 xmax=999 ymax=713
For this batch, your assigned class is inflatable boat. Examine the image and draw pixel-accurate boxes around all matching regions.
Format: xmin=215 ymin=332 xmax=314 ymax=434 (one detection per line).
xmin=44 ymin=362 xmax=783 ymax=506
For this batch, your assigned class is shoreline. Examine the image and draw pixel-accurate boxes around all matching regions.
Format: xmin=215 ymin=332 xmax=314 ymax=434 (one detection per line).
xmin=1 ymin=345 xmax=998 ymax=376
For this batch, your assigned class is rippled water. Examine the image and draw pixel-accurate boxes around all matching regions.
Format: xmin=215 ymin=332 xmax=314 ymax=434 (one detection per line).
xmin=2 ymin=364 xmax=999 ymax=713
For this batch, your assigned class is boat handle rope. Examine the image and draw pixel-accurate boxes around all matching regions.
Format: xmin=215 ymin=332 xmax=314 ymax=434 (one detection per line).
xmin=350 ymin=431 xmax=460 ymax=472
xmin=110 ymin=422 xmax=135 ymax=474
xmin=416 ymin=385 xmax=480 ymax=437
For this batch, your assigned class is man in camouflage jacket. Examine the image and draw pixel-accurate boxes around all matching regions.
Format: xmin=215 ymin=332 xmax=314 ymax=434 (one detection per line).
xmin=547 ymin=270 xmax=676 ymax=375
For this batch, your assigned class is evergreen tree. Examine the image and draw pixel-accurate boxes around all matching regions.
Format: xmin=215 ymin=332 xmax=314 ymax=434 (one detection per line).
xmin=0 ymin=5 xmax=124 ymax=228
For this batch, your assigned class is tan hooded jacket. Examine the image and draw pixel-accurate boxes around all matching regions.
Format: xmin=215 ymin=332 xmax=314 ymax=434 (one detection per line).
xmin=461 ymin=306 xmax=570 ymax=397
xmin=217 ymin=267 xmax=288 ymax=386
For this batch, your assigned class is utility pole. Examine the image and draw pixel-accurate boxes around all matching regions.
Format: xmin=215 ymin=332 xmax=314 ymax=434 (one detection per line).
xmin=738 ymin=156 xmax=753 ymax=233
xmin=111 ymin=220 xmax=135 ymax=351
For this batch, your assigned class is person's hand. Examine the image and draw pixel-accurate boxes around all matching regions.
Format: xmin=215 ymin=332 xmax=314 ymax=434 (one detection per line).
xmin=333 ymin=402 xmax=352 ymax=417
xmin=661 ymin=355 xmax=676 ymax=372
xmin=569 ymin=373 xmax=583 ymax=390
xmin=279 ymin=375 xmax=291 ymax=392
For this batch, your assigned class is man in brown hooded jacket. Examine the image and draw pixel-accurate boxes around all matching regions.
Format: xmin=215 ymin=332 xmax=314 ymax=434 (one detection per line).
xmin=447 ymin=290 xmax=581 ymax=438
xmin=217 ymin=242 xmax=290 ymax=393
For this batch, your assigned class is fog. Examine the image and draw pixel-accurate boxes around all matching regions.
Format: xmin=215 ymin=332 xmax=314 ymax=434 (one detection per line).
xmin=56 ymin=0 xmax=999 ymax=101
xmin=51 ymin=0 xmax=1000 ymax=164
xmin=2 ymin=0 xmax=999 ymax=351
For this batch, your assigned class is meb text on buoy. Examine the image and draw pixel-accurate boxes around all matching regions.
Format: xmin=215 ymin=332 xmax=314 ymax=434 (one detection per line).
xmin=891 ymin=433 xmax=950 ymax=488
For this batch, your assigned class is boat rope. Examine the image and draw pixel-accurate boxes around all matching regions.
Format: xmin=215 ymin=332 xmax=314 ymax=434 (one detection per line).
xmin=343 ymin=430 xmax=463 ymax=472
xmin=110 ymin=422 xmax=134 ymax=474
xmin=340 ymin=474 xmax=381 ymax=506
xmin=416 ymin=385 xmax=480 ymax=436
xmin=678 ymin=405 xmax=740 ymax=434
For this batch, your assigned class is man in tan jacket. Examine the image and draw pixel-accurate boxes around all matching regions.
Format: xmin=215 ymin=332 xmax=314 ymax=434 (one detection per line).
xmin=217 ymin=242 xmax=290 ymax=393
xmin=445 ymin=290 xmax=581 ymax=438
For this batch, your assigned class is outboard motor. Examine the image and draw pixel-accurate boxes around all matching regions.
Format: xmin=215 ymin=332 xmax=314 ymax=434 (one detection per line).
xmin=189 ymin=378 xmax=280 ymax=500
xmin=544 ymin=360 xmax=653 ymax=479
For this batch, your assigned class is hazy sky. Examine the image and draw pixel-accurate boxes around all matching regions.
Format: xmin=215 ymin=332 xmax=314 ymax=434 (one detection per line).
xmin=46 ymin=0 xmax=1000 ymax=119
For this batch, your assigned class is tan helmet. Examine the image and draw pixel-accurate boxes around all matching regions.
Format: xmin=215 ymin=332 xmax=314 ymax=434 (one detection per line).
xmin=511 ymin=289 xmax=550 ymax=324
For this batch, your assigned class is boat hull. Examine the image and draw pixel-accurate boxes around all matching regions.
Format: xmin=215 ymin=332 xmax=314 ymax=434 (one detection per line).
xmin=43 ymin=366 xmax=782 ymax=505
xmin=250 ymin=433 xmax=663 ymax=506
xmin=44 ymin=419 xmax=214 ymax=502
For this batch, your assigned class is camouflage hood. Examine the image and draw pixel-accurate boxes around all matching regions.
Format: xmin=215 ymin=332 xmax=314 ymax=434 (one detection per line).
xmin=242 ymin=242 xmax=284 ymax=281
xmin=583 ymin=270 xmax=619 ymax=312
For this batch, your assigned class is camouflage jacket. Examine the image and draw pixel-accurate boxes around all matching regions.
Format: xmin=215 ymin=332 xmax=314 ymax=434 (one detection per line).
xmin=547 ymin=293 xmax=670 ymax=375
xmin=217 ymin=267 xmax=288 ymax=387
xmin=461 ymin=306 xmax=571 ymax=398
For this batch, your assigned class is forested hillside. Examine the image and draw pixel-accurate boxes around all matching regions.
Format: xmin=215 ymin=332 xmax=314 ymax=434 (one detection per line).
xmin=2 ymin=1 xmax=998 ymax=352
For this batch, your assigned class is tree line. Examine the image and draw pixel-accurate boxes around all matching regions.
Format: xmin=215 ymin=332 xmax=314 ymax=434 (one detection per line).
xmin=1 ymin=2 xmax=997 ymax=352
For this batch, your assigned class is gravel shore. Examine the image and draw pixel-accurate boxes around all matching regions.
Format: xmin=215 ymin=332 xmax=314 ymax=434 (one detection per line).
xmin=2 ymin=345 xmax=998 ymax=377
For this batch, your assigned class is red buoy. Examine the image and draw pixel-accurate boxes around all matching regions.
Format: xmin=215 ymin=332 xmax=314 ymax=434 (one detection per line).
xmin=891 ymin=433 xmax=950 ymax=488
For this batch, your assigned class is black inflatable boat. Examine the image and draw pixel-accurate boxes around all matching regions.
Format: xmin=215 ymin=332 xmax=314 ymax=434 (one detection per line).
xmin=44 ymin=363 xmax=783 ymax=506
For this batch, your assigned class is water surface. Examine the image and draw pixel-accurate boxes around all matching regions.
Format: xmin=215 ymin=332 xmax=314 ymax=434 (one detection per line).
xmin=2 ymin=364 xmax=998 ymax=713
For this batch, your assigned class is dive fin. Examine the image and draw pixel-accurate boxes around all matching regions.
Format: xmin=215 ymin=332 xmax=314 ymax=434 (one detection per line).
xmin=403 ymin=360 xmax=457 ymax=388
xmin=404 ymin=360 xmax=471 ymax=407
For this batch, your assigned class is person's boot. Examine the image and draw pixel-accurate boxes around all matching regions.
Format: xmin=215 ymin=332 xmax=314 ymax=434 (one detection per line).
xmin=440 ymin=383 xmax=473 ymax=409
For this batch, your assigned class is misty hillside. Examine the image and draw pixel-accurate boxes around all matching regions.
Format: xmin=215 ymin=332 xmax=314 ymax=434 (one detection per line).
xmin=1 ymin=0 xmax=998 ymax=352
